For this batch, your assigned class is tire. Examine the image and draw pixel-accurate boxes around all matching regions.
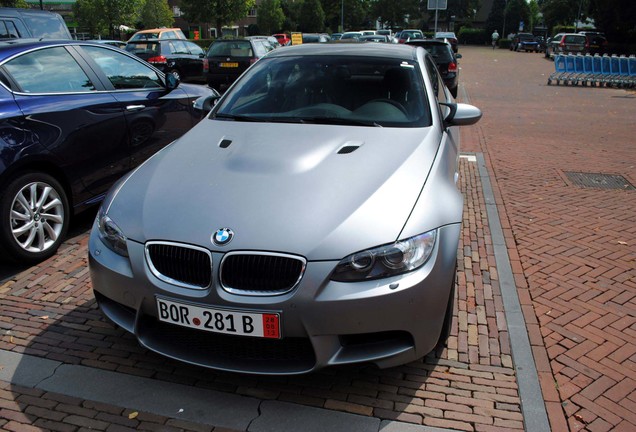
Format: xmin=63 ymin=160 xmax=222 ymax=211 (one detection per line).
xmin=0 ymin=172 xmax=69 ymax=263
xmin=436 ymin=263 xmax=457 ymax=348
xmin=450 ymin=86 xmax=458 ymax=98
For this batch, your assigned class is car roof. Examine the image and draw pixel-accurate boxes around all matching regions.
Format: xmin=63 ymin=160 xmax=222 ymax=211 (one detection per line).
xmin=407 ymin=39 xmax=447 ymax=46
xmin=0 ymin=39 xmax=107 ymax=60
xmin=264 ymin=43 xmax=418 ymax=61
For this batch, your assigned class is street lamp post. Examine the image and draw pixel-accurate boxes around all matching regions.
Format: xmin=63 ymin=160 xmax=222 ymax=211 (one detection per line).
xmin=341 ymin=0 xmax=344 ymax=33
xmin=502 ymin=0 xmax=507 ymax=38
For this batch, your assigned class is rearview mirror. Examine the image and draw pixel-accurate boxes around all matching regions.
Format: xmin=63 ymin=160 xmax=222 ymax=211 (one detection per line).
xmin=440 ymin=102 xmax=482 ymax=126
xmin=165 ymin=73 xmax=179 ymax=90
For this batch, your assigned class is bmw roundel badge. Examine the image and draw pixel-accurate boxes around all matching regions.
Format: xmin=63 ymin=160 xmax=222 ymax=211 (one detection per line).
xmin=212 ymin=228 xmax=234 ymax=246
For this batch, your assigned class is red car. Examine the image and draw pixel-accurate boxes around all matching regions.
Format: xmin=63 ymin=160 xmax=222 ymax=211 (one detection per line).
xmin=273 ymin=33 xmax=290 ymax=46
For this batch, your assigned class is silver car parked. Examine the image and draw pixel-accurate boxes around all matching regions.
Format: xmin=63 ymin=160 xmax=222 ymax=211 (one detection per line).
xmin=89 ymin=43 xmax=481 ymax=374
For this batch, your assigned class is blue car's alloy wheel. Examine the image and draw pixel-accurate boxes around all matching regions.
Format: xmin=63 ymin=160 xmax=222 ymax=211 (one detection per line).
xmin=0 ymin=172 xmax=69 ymax=263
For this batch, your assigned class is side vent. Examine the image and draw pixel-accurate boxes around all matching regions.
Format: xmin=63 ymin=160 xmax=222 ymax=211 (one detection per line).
xmin=338 ymin=145 xmax=360 ymax=154
xmin=220 ymin=139 xmax=232 ymax=148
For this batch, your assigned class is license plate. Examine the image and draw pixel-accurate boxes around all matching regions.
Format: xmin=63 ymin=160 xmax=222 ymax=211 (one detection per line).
xmin=156 ymin=297 xmax=280 ymax=339
xmin=220 ymin=62 xmax=238 ymax=68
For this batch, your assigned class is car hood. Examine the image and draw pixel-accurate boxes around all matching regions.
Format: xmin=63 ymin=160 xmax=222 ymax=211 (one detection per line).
xmin=108 ymin=121 xmax=441 ymax=260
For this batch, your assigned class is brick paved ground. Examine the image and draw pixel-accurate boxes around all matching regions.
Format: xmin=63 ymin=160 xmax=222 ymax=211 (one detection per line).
xmin=460 ymin=47 xmax=636 ymax=432
xmin=0 ymin=156 xmax=523 ymax=431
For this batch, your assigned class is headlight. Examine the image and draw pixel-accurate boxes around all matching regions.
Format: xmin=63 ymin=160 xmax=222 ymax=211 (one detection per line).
xmin=331 ymin=230 xmax=437 ymax=282
xmin=96 ymin=207 xmax=129 ymax=257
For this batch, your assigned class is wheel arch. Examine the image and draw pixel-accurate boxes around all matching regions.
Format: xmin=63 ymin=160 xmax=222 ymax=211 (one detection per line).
xmin=0 ymin=158 xmax=74 ymax=211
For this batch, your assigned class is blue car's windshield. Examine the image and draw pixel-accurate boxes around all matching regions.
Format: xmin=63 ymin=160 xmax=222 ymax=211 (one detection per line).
xmin=213 ymin=55 xmax=432 ymax=128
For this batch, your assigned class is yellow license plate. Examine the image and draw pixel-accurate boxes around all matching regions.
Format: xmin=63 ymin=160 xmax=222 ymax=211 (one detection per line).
xmin=220 ymin=62 xmax=239 ymax=68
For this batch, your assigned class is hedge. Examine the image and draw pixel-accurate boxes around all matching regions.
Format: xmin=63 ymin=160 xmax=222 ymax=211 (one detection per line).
xmin=458 ymin=28 xmax=487 ymax=45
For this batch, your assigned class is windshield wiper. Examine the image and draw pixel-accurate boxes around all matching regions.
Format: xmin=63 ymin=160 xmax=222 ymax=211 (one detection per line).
xmin=297 ymin=117 xmax=382 ymax=127
xmin=212 ymin=113 xmax=262 ymax=122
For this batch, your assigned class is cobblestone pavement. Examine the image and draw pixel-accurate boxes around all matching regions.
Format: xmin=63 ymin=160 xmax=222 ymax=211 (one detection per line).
xmin=1 ymin=155 xmax=522 ymax=431
xmin=1 ymin=46 xmax=634 ymax=432
xmin=459 ymin=47 xmax=636 ymax=431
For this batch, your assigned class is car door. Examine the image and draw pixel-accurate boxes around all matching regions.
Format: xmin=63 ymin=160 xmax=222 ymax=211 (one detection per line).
xmin=0 ymin=44 xmax=130 ymax=204
xmin=78 ymin=44 xmax=195 ymax=168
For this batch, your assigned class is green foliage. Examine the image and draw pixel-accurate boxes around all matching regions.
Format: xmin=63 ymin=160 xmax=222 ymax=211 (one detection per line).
xmin=180 ymin=0 xmax=256 ymax=36
xmin=299 ymin=0 xmax=325 ymax=33
xmin=505 ymin=0 xmax=530 ymax=33
xmin=371 ymin=0 xmax=419 ymax=30
xmin=257 ymin=0 xmax=285 ymax=34
xmin=486 ymin=0 xmax=505 ymax=36
xmin=540 ymin=0 xmax=578 ymax=33
xmin=458 ymin=27 xmax=487 ymax=44
xmin=0 ymin=0 xmax=29 ymax=7
xmin=140 ymin=0 xmax=174 ymax=29
xmin=73 ymin=0 xmax=142 ymax=38
xmin=552 ymin=25 xmax=575 ymax=35
xmin=498 ymin=38 xmax=512 ymax=49
xmin=589 ymin=0 xmax=636 ymax=43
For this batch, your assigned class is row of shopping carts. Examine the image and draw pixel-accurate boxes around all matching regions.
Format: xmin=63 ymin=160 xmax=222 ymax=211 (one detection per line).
xmin=547 ymin=54 xmax=636 ymax=87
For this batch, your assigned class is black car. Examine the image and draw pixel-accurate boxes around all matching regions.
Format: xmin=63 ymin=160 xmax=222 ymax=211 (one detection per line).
xmin=0 ymin=39 xmax=217 ymax=262
xmin=510 ymin=33 xmax=540 ymax=52
xmin=126 ymin=39 xmax=207 ymax=83
xmin=580 ymin=31 xmax=607 ymax=55
xmin=406 ymin=39 xmax=461 ymax=98
xmin=206 ymin=38 xmax=272 ymax=92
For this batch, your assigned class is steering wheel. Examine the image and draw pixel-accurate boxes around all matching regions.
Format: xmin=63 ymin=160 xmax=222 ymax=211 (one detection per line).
xmin=367 ymin=98 xmax=408 ymax=115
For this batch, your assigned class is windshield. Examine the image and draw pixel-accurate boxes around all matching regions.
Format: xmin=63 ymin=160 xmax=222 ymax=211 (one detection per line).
xmin=213 ymin=55 xmax=431 ymax=128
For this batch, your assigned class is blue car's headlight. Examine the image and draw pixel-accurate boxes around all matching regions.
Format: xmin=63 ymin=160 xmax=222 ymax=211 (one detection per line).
xmin=331 ymin=230 xmax=437 ymax=282
xmin=96 ymin=207 xmax=128 ymax=257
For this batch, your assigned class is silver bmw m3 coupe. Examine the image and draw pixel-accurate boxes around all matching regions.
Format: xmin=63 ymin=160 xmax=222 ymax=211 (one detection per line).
xmin=89 ymin=43 xmax=481 ymax=374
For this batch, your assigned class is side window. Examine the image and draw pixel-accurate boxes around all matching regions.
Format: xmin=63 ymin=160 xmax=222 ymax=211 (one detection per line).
xmin=5 ymin=21 xmax=19 ymax=38
xmin=425 ymin=57 xmax=443 ymax=100
xmin=4 ymin=47 xmax=95 ymax=93
xmin=83 ymin=46 xmax=163 ymax=90
xmin=186 ymin=42 xmax=203 ymax=56
xmin=171 ymin=40 xmax=189 ymax=54
xmin=162 ymin=31 xmax=176 ymax=39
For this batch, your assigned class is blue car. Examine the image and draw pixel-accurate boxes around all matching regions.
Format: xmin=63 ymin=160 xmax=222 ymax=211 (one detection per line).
xmin=0 ymin=39 xmax=217 ymax=263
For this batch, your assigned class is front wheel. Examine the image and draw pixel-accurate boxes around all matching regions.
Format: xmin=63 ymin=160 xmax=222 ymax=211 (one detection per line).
xmin=0 ymin=172 xmax=69 ymax=263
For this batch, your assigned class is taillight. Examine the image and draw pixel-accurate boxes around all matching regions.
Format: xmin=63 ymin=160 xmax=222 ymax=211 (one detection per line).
xmin=147 ymin=55 xmax=167 ymax=64
xmin=203 ymin=58 xmax=209 ymax=73
xmin=448 ymin=62 xmax=457 ymax=72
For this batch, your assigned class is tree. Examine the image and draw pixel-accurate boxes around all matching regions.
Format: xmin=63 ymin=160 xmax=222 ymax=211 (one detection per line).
xmin=257 ymin=0 xmax=285 ymax=34
xmin=180 ymin=0 xmax=256 ymax=37
xmin=505 ymin=0 xmax=530 ymax=32
xmin=0 ymin=0 xmax=29 ymax=7
xmin=540 ymin=0 xmax=578 ymax=32
xmin=528 ymin=0 xmax=541 ymax=32
xmin=140 ymin=0 xmax=174 ymax=29
xmin=73 ymin=0 xmax=107 ymax=36
xmin=73 ymin=0 xmax=142 ymax=38
xmin=486 ymin=0 xmax=506 ymax=37
xmin=589 ymin=0 xmax=636 ymax=42
xmin=299 ymin=0 xmax=325 ymax=33
xmin=371 ymin=0 xmax=419 ymax=30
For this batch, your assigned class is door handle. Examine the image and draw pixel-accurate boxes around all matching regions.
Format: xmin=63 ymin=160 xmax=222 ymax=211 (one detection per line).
xmin=126 ymin=105 xmax=146 ymax=111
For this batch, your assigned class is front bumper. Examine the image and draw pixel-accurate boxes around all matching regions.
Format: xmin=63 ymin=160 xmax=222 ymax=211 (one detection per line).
xmin=89 ymin=222 xmax=460 ymax=374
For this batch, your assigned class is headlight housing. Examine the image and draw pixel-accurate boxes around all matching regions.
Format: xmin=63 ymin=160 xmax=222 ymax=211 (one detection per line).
xmin=96 ymin=207 xmax=129 ymax=257
xmin=331 ymin=230 xmax=437 ymax=282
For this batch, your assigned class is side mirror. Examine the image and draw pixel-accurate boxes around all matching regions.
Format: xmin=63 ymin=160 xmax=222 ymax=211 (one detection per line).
xmin=440 ymin=102 xmax=482 ymax=127
xmin=165 ymin=73 xmax=179 ymax=90
xmin=193 ymin=93 xmax=221 ymax=116
xmin=455 ymin=53 xmax=463 ymax=59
